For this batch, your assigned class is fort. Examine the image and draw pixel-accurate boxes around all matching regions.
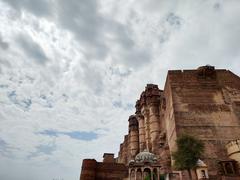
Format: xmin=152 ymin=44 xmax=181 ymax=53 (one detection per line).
xmin=80 ymin=66 xmax=240 ymax=180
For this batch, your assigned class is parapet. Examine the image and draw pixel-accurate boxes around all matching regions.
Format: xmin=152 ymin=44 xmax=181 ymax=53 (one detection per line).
xmin=165 ymin=65 xmax=220 ymax=86
xmin=103 ymin=153 xmax=115 ymax=163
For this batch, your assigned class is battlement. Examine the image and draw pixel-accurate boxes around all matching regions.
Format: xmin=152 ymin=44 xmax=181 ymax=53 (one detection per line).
xmin=80 ymin=157 xmax=128 ymax=180
xmin=103 ymin=153 xmax=115 ymax=163
xmin=166 ymin=65 xmax=232 ymax=79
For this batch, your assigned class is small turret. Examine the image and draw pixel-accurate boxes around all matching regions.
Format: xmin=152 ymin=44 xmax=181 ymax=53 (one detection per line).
xmin=103 ymin=153 xmax=115 ymax=163
xmin=128 ymin=115 xmax=139 ymax=159
xmin=128 ymin=115 xmax=138 ymax=131
xmin=139 ymin=84 xmax=162 ymax=154
xmin=144 ymin=84 xmax=161 ymax=105
xmin=197 ymin=65 xmax=216 ymax=79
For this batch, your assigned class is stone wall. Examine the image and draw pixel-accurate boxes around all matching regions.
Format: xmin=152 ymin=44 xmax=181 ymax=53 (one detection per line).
xmin=80 ymin=159 xmax=128 ymax=180
xmin=164 ymin=67 xmax=240 ymax=177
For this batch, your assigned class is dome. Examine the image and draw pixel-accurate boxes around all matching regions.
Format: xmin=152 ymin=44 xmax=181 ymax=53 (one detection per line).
xmin=128 ymin=159 xmax=135 ymax=165
xmin=135 ymin=149 xmax=157 ymax=163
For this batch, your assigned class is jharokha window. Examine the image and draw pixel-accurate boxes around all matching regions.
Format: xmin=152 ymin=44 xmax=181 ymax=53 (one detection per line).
xmin=218 ymin=160 xmax=239 ymax=176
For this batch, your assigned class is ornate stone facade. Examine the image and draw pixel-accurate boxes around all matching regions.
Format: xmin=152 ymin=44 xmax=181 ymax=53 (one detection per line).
xmin=80 ymin=66 xmax=240 ymax=180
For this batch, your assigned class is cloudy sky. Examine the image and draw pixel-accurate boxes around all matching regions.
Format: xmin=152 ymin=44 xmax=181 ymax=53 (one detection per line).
xmin=0 ymin=0 xmax=240 ymax=180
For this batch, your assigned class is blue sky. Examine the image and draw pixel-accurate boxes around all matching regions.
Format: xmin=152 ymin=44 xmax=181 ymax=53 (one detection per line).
xmin=0 ymin=0 xmax=240 ymax=180
xmin=39 ymin=130 xmax=98 ymax=141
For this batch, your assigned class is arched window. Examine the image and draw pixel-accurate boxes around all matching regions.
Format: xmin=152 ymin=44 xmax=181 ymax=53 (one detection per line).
xmin=130 ymin=169 xmax=135 ymax=180
xmin=201 ymin=170 xmax=206 ymax=178
xmin=136 ymin=169 xmax=142 ymax=180
xmin=225 ymin=162 xmax=234 ymax=174
xmin=143 ymin=168 xmax=151 ymax=180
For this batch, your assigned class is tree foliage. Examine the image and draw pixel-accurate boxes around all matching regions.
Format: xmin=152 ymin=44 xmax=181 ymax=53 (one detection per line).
xmin=172 ymin=134 xmax=204 ymax=171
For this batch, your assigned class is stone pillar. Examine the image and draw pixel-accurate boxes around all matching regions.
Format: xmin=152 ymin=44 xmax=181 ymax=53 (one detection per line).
xmin=140 ymin=91 xmax=151 ymax=151
xmin=141 ymin=168 xmax=144 ymax=180
xmin=135 ymin=169 xmax=137 ymax=180
xmin=135 ymin=100 xmax=146 ymax=152
xmin=151 ymin=168 xmax=154 ymax=180
xmin=145 ymin=84 xmax=161 ymax=154
xmin=130 ymin=168 xmax=135 ymax=180
xmin=142 ymin=106 xmax=151 ymax=151
xmin=128 ymin=115 xmax=139 ymax=159
xmin=129 ymin=169 xmax=131 ymax=180
xmin=137 ymin=114 xmax=146 ymax=152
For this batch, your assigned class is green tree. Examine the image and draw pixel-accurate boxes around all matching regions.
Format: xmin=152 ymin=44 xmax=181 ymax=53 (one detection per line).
xmin=144 ymin=173 xmax=156 ymax=180
xmin=144 ymin=174 xmax=151 ymax=180
xmin=172 ymin=134 xmax=204 ymax=180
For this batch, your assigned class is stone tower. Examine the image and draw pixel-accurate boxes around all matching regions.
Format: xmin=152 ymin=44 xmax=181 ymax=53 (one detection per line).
xmin=81 ymin=66 xmax=240 ymax=180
